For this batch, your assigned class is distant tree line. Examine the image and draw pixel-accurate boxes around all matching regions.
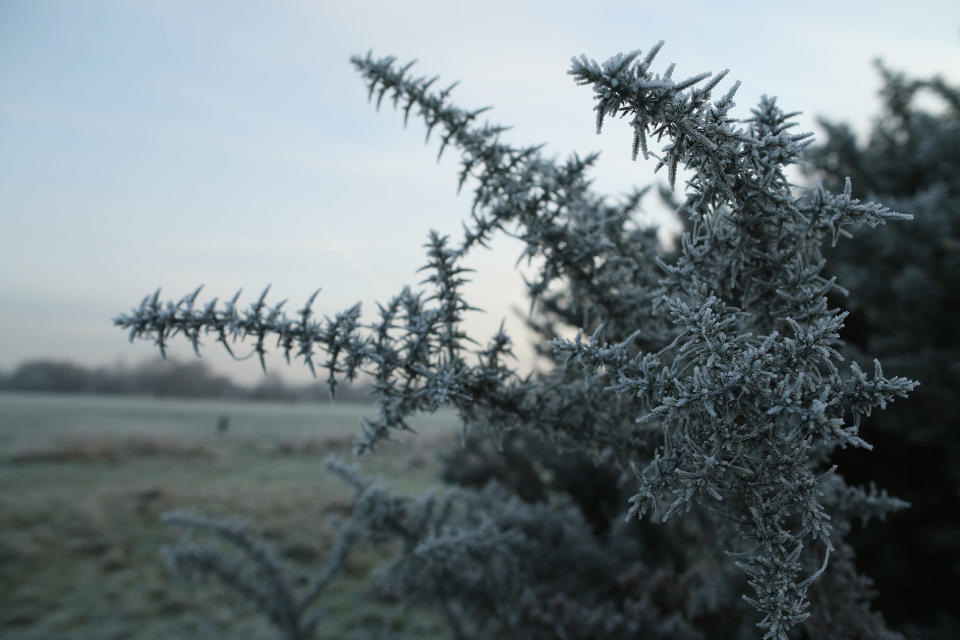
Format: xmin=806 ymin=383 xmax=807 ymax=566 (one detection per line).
xmin=0 ymin=358 xmax=374 ymax=403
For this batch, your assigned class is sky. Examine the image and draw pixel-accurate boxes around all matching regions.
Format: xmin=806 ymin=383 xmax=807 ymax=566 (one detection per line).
xmin=1 ymin=0 xmax=958 ymax=384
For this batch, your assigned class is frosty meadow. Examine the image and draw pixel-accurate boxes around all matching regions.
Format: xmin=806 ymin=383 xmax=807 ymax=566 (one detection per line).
xmin=117 ymin=42 xmax=916 ymax=639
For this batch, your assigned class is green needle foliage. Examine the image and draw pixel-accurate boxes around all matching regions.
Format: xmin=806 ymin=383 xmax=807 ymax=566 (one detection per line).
xmin=117 ymin=42 xmax=917 ymax=639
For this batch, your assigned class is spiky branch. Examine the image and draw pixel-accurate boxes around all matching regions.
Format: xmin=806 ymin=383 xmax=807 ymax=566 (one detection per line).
xmin=119 ymin=42 xmax=917 ymax=638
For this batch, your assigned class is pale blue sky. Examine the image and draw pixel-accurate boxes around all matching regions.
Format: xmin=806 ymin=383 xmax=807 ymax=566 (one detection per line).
xmin=2 ymin=0 xmax=958 ymax=383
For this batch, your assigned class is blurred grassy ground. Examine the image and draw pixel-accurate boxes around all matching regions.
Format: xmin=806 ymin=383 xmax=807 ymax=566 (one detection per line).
xmin=0 ymin=392 xmax=458 ymax=639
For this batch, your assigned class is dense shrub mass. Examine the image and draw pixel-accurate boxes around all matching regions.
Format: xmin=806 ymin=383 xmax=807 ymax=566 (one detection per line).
xmin=118 ymin=43 xmax=919 ymax=639
xmin=806 ymin=63 xmax=960 ymax=639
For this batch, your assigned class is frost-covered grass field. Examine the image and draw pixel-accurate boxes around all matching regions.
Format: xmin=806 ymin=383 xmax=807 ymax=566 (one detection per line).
xmin=0 ymin=392 xmax=457 ymax=639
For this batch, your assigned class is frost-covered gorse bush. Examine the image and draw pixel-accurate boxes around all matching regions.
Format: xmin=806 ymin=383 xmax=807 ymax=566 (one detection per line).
xmin=117 ymin=42 xmax=916 ymax=639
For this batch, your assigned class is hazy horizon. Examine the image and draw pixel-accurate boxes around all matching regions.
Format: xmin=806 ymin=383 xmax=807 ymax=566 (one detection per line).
xmin=3 ymin=1 xmax=958 ymax=384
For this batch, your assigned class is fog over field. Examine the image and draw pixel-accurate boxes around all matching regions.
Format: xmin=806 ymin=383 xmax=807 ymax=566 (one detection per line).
xmin=0 ymin=392 xmax=457 ymax=639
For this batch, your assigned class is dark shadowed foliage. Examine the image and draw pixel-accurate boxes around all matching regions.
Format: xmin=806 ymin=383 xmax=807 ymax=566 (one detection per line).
xmin=806 ymin=62 xmax=960 ymax=640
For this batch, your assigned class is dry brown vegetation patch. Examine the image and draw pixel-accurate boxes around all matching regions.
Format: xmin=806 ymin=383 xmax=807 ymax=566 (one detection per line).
xmin=9 ymin=434 xmax=213 ymax=463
